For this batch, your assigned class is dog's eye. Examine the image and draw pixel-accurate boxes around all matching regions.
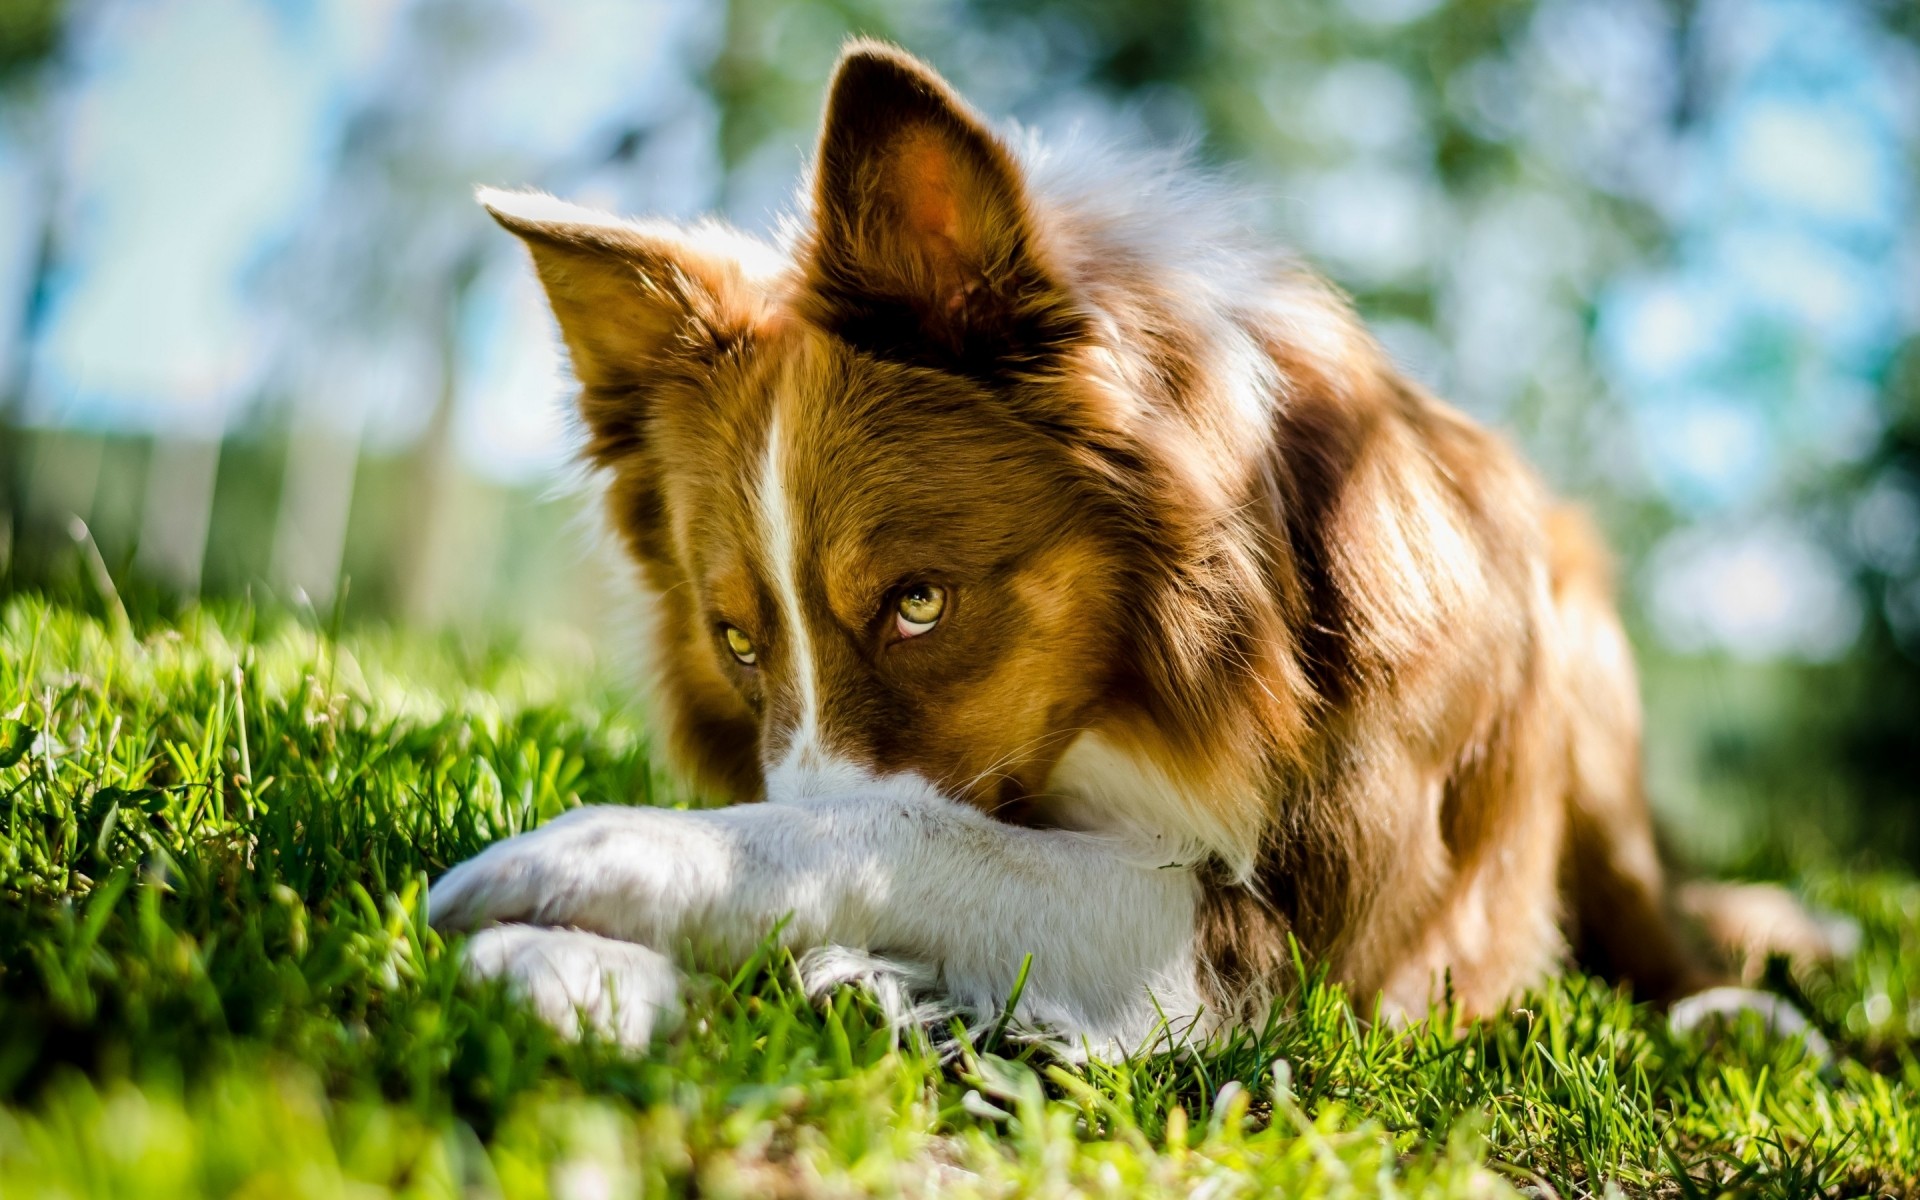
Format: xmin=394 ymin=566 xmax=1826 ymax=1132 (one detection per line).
xmin=723 ymin=626 xmax=758 ymax=665
xmin=895 ymin=584 xmax=947 ymax=638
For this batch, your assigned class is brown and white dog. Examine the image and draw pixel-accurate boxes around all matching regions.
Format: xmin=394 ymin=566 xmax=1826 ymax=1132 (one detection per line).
xmin=429 ymin=43 xmax=1837 ymax=1054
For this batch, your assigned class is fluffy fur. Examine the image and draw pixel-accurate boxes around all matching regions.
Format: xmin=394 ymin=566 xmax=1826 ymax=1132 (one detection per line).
xmin=431 ymin=43 xmax=1837 ymax=1052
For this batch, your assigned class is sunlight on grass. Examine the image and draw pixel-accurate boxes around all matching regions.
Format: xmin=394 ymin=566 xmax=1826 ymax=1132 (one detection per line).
xmin=0 ymin=595 xmax=1915 ymax=1198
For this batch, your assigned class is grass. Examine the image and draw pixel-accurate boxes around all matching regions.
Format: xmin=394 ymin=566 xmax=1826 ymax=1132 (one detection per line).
xmin=0 ymin=593 xmax=1916 ymax=1198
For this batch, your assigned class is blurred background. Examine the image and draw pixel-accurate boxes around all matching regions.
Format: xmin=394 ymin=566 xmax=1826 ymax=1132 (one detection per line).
xmin=0 ymin=0 xmax=1915 ymax=872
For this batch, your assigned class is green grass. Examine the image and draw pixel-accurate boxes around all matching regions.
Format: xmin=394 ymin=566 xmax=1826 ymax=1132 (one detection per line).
xmin=0 ymin=594 xmax=1916 ymax=1198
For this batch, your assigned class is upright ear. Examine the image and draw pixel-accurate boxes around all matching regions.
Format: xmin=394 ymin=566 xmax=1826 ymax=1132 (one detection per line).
xmin=479 ymin=188 xmax=775 ymax=463
xmin=803 ymin=42 xmax=1079 ymax=367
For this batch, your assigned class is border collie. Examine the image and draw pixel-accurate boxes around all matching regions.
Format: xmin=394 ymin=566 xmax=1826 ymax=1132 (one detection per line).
xmin=430 ymin=42 xmax=1839 ymax=1055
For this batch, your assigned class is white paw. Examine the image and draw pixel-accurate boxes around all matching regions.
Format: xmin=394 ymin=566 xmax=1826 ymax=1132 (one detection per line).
xmin=798 ymin=945 xmax=949 ymax=1034
xmin=461 ymin=924 xmax=682 ymax=1048
xmin=430 ymin=809 xmax=616 ymax=933
xmin=428 ymin=805 xmax=708 ymax=944
xmin=1668 ymin=985 xmax=1832 ymax=1062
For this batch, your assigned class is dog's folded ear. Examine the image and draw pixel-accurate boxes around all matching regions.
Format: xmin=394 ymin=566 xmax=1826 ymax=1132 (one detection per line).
xmin=803 ymin=41 xmax=1080 ymax=369
xmin=478 ymin=188 xmax=776 ymax=463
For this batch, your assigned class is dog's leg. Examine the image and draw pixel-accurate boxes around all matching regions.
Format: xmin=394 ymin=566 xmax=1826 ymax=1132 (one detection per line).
xmin=1551 ymin=512 xmax=1854 ymax=1064
xmin=1676 ymin=881 xmax=1861 ymax=982
xmin=1550 ymin=510 xmax=1719 ymax=1002
xmin=429 ymin=778 xmax=1206 ymax=1054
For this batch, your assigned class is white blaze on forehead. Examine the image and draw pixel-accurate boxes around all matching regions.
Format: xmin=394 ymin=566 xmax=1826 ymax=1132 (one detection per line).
xmin=757 ymin=405 xmax=822 ymax=760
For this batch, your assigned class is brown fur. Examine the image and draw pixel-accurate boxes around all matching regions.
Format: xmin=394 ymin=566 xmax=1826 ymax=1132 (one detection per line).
xmin=485 ymin=43 xmax=1812 ymax=1025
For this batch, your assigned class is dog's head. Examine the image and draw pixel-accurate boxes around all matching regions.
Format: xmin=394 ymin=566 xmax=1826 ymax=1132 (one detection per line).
xmin=486 ymin=44 xmax=1312 ymax=845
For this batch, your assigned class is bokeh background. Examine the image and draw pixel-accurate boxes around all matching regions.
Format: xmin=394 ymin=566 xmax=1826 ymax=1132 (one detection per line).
xmin=1 ymin=0 xmax=1916 ymax=874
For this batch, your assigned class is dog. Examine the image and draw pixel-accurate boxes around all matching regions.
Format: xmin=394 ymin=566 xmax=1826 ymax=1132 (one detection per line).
xmin=429 ymin=42 xmax=1842 ymax=1055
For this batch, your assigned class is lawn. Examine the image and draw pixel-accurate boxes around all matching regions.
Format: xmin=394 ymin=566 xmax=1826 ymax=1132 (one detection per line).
xmin=0 ymin=593 xmax=1916 ymax=1199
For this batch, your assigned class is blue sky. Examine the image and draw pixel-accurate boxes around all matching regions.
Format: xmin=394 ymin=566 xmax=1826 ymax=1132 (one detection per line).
xmin=1601 ymin=0 xmax=1916 ymax=516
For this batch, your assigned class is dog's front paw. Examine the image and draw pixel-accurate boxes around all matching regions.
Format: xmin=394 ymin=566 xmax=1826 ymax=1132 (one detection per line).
xmin=798 ymin=945 xmax=947 ymax=1034
xmin=428 ymin=806 xmax=673 ymax=937
xmin=428 ymin=830 xmax=559 ymax=933
xmin=462 ymin=924 xmax=681 ymax=1048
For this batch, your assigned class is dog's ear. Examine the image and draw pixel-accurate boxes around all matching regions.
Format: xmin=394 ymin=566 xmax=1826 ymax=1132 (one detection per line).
xmin=479 ymin=188 xmax=774 ymax=463
xmin=803 ymin=42 xmax=1078 ymax=368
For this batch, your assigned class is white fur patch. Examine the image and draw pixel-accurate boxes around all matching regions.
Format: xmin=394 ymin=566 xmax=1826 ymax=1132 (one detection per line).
xmin=757 ymin=405 xmax=822 ymax=764
xmin=796 ymin=945 xmax=950 ymax=1043
xmin=430 ymin=779 xmax=1210 ymax=1056
xmin=1046 ymin=731 xmax=1254 ymax=879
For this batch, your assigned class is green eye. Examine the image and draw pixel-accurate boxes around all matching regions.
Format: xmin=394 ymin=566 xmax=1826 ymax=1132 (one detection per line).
xmin=896 ymin=584 xmax=947 ymax=637
xmin=724 ymin=626 xmax=757 ymax=665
